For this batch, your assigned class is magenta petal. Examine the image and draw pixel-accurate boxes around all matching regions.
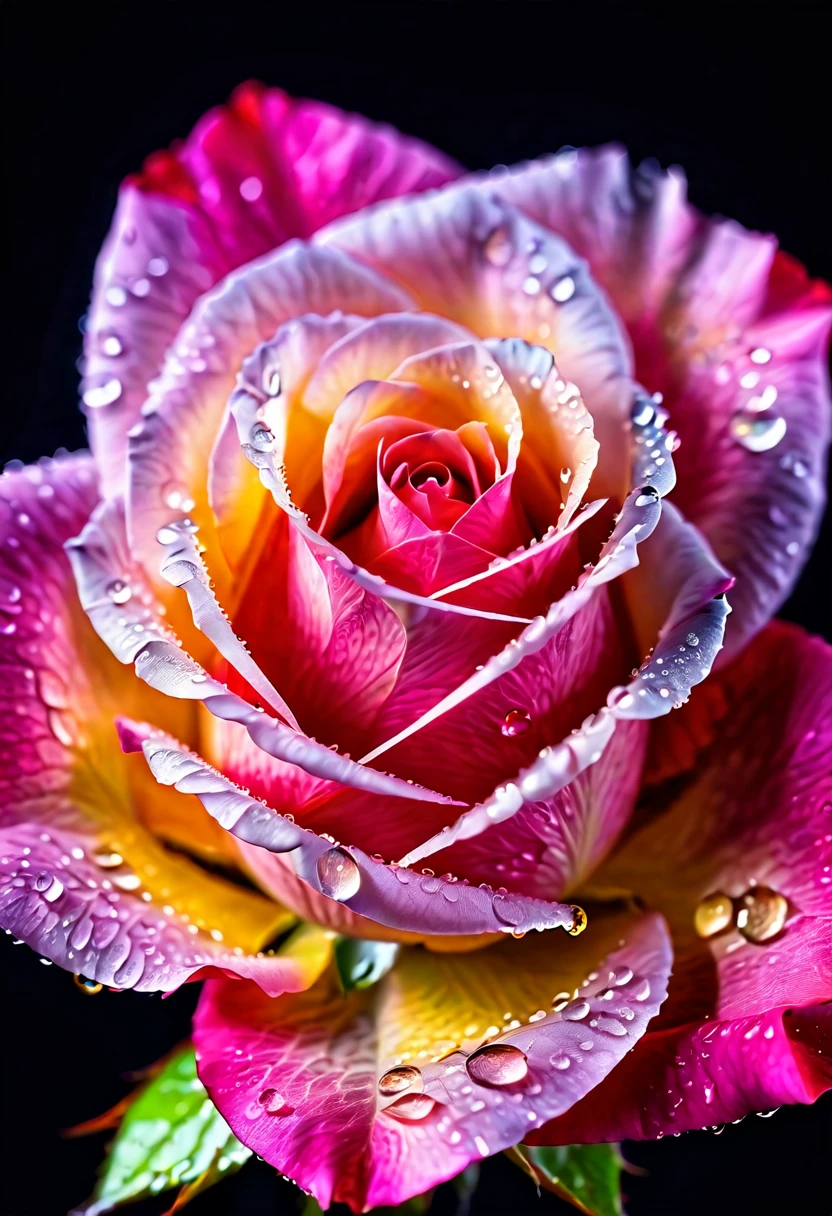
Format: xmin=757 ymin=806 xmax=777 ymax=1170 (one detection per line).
xmin=84 ymin=82 xmax=459 ymax=495
xmin=0 ymin=822 xmax=311 ymax=996
xmin=539 ymin=622 xmax=832 ymax=1143
xmin=132 ymin=723 xmax=580 ymax=939
xmin=193 ymin=911 xmax=672 ymax=1211
xmin=485 ymin=146 xmax=832 ymax=653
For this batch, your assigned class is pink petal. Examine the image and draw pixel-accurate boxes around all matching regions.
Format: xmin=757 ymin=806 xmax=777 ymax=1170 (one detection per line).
xmin=485 ymin=146 xmax=832 ymax=654
xmin=537 ymin=621 xmax=832 ymax=1142
xmin=0 ymin=454 xmax=290 ymax=980
xmin=129 ymin=723 xmax=582 ymax=939
xmin=84 ymin=82 xmax=460 ymax=495
xmin=318 ymin=187 xmax=633 ymax=502
xmin=193 ymin=910 xmax=672 ymax=1211
xmin=127 ymin=242 xmax=414 ymax=599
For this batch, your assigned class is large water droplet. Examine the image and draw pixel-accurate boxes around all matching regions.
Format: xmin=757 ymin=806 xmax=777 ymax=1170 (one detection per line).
xmin=258 ymin=1087 xmax=293 ymax=1115
xmin=483 ymin=225 xmax=513 ymax=267
xmin=561 ymin=998 xmax=590 ymax=1021
xmin=316 ymin=847 xmax=361 ymax=901
xmin=730 ymin=412 xmax=787 ymax=453
xmin=736 ymin=886 xmax=788 ymax=943
xmin=378 ymin=1065 xmax=422 ymax=1097
xmin=106 ymin=579 xmax=132 ymax=605
xmin=73 ymin=975 xmax=103 ymax=995
xmin=384 ymin=1092 xmax=437 ymax=1121
xmin=466 ymin=1043 xmax=528 ymax=1087
xmin=694 ymin=892 xmax=734 ymax=939
xmin=551 ymin=275 xmax=576 ymax=303
xmin=501 ymin=708 xmax=531 ymax=738
xmin=635 ymin=485 xmax=660 ymax=507
xmin=83 ymin=379 xmax=122 ymax=409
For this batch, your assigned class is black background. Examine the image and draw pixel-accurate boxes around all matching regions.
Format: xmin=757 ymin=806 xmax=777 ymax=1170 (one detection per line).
xmin=2 ymin=4 xmax=831 ymax=1215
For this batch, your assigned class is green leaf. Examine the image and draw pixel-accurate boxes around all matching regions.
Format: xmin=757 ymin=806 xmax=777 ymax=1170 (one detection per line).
xmin=334 ymin=937 xmax=399 ymax=991
xmin=509 ymin=1143 xmax=625 ymax=1216
xmin=77 ymin=1046 xmax=250 ymax=1214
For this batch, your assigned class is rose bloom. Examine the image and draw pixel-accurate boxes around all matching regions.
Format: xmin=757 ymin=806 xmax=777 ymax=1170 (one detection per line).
xmin=2 ymin=82 xmax=832 ymax=1211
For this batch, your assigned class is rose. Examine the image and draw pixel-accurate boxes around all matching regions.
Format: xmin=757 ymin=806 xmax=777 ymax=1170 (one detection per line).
xmin=2 ymin=81 xmax=831 ymax=1212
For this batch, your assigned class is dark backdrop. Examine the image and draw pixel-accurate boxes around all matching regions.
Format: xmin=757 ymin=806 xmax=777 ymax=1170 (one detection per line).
xmin=2 ymin=5 xmax=831 ymax=1215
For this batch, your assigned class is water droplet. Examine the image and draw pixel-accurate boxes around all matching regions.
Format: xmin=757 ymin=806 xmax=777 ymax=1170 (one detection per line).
xmin=258 ymin=1088 xmax=293 ymax=1115
xmin=240 ymin=176 xmax=263 ymax=202
xmin=635 ymin=485 xmax=660 ymax=507
xmin=736 ymin=886 xmax=788 ymax=943
xmin=250 ymin=425 xmax=275 ymax=452
xmin=316 ymin=847 xmax=361 ymax=901
xmin=466 ymin=1043 xmax=528 ymax=1087
xmin=106 ymin=579 xmax=131 ymax=605
xmin=551 ymin=275 xmax=576 ymax=303
xmin=83 ymin=379 xmax=122 ymax=409
xmin=631 ymin=979 xmax=651 ymax=1001
xmin=730 ymin=412 xmax=787 ymax=453
xmin=101 ymin=334 xmax=123 ymax=357
xmin=686 ymin=632 xmax=700 ymax=647
xmin=265 ymin=370 xmax=281 ymax=397
xmin=483 ymin=225 xmax=513 ymax=267
xmin=385 ymin=1093 xmax=437 ymax=1121
xmin=559 ymin=466 xmax=571 ymax=483
xmin=567 ymin=906 xmax=587 ymax=936
xmin=523 ymin=276 xmax=541 ymax=296
xmin=73 ymin=975 xmax=103 ymax=995
xmin=104 ymin=286 xmax=127 ymax=308
xmin=378 ymin=1065 xmax=422 ymax=1096
xmin=501 ymin=708 xmax=531 ymax=738
xmin=694 ymin=892 xmax=734 ymax=939
xmin=147 ymin=256 xmax=169 ymax=277
xmin=561 ymin=998 xmax=590 ymax=1021
xmin=632 ymin=397 xmax=656 ymax=427
xmin=750 ymin=348 xmax=772 ymax=364
xmin=550 ymin=1054 xmax=571 ymax=1070
xmin=595 ymin=1013 xmax=627 ymax=1036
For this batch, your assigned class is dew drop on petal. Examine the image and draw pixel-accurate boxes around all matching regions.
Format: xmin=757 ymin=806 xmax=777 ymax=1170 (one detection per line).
xmin=483 ymin=225 xmax=513 ymax=267
xmin=316 ymin=847 xmax=361 ymax=902
xmin=694 ymin=892 xmax=734 ymax=939
xmin=736 ymin=886 xmax=788 ymax=943
xmin=729 ymin=412 xmax=787 ymax=453
xmin=551 ymin=275 xmax=576 ymax=303
xmin=385 ymin=1093 xmax=437 ymax=1121
xmin=561 ymin=998 xmax=591 ymax=1021
xmin=550 ymin=1054 xmax=571 ymax=1070
xmin=73 ymin=975 xmax=103 ymax=995
xmin=567 ymin=905 xmax=587 ymax=936
xmin=106 ymin=579 xmax=131 ymax=604
xmin=501 ymin=708 xmax=531 ymax=737
xmin=466 ymin=1043 xmax=528 ymax=1087
xmin=378 ymin=1066 xmax=422 ymax=1096
xmin=258 ymin=1088 xmax=293 ymax=1115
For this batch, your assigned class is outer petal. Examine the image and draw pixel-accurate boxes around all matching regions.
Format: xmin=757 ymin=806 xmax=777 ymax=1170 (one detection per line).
xmin=193 ymin=909 xmax=672 ymax=1211
xmin=534 ymin=621 xmax=832 ymax=1142
xmin=0 ymin=455 xmax=291 ymax=989
xmin=83 ymin=81 xmax=460 ymax=496
xmin=318 ymin=187 xmax=634 ymax=502
xmin=484 ymin=147 xmax=832 ymax=654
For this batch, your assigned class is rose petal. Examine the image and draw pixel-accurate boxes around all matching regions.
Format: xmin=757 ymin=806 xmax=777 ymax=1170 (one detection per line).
xmin=127 ymin=242 xmax=414 ymax=603
xmin=67 ymin=500 xmax=452 ymax=807
xmin=128 ymin=723 xmax=582 ymax=939
xmin=193 ymin=909 xmax=671 ymax=1211
xmin=318 ymin=188 xmax=633 ymax=500
xmin=539 ymin=621 xmax=832 ymax=1141
xmin=485 ymin=146 xmax=832 ymax=654
xmin=84 ymin=81 xmax=459 ymax=496
xmin=0 ymin=455 xmax=288 ymax=973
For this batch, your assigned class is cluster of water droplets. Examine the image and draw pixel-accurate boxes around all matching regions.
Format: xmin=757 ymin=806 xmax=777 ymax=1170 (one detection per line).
xmin=694 ymin=885 xmax=790 ymax=944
